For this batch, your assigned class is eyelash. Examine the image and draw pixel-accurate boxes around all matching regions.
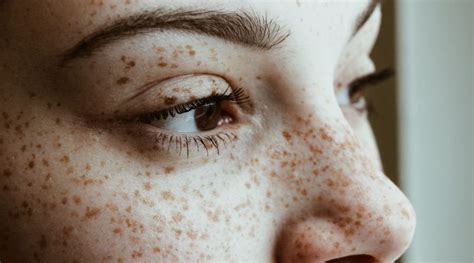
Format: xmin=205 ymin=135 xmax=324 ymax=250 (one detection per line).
xmin=137 ymin=87 xmax=249 ymax=123
xmin=136 ymin=87 xmax=249 ymax=157
xmin=347 ymin=68 xmax=394 ymax=111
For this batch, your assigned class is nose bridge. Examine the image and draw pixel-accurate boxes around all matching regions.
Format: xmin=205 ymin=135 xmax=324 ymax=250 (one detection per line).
xmin=275 ymin=116 xmax=416 ymax=262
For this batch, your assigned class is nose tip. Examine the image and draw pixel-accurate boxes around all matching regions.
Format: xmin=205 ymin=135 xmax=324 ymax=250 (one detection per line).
xmin=274 ymin=172 xmax=416 ymax=263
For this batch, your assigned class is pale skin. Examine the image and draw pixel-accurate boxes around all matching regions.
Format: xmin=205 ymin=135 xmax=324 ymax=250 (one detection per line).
xmin=0 ymin=0 xmax=416 ymax=262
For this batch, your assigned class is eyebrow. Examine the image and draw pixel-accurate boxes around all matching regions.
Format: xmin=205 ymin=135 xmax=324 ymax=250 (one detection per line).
xmin=60 ymin=8 xmax=290 ymax=63
xmin=354 ymin=0 xmax=382 ymax=35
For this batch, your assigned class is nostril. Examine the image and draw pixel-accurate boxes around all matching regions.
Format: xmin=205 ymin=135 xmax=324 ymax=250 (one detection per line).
xmin=326 ymin=254 xmax=378 ymax=263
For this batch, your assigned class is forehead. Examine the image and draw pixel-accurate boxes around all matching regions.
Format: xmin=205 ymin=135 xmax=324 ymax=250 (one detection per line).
xmin=2 ymin=0 xmax=372 ymax=43
xmin=1 ymin=0 xmax=377 ymax=80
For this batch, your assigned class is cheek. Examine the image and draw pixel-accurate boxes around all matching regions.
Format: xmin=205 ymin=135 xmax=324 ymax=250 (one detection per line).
xmin=0 ymin=106 xmax=147 ymax=260
xmin=0 ymin=106 xmax=276 ymax=261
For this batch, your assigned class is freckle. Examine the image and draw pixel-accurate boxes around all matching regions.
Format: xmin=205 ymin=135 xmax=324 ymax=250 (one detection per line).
xmin=72 ymin=195 xmax=81 ymax=205
xmin=319 ymin=127 xmax=334 ymax=142
xmin=174 ymin=229 xmax=182 ymax=238
xmin=2 ymin=169 xmax=12 ymax=178
xmin=186 ymin=230 xmax=198 ymax=240
xmin=63 ymin=226 xmax=74 ymax=238
xmin=153 ymin=247 xmax=161 ymax=253
xmin=60 ymin=155 xmax=70 ymax=163
xmin=84 ymin=207 xmax=101 ymax=219
xmin=158 ymin=62 xmax=167 ymax=67
xmin=113 ymin=228 xmax=122 ymax=235
xmin=172 ymin=212 xmax=183 ymax=223
xmin=125 ymin=206 xmax=132 ymax=213
xmin=300 ymin=189 xmax=308 ymax=196
xmin=143 ymin=182 xmax=152 ymax=191
xmin=164 ymin=96 xmax=177 ymax=105
xmin=116 ymin=77 xmax=129 ymax=85
xmin=28 ymin=160 xmax=35 ymax=169
xmin=61 ymin=197 xmax=68 ymax=205
xmin=170 ymin=64 xmax=178 ymax=68
xmin=161 ymin=191 xmax=175 ymax=201
xmin=282 ymin=131 xmax=292 ymax=142
xmin=83 ymin=178 xmax=95 ymax=186
xmin=156 ymin=47 xmax=165 ymax=53
xmin=132 ymin=249 xmax=144 ymax=258
xmin=127 ymin=61 xmax=136 ymax=68
xmin=164 ymin=166 xmax=175 ymax=174
xmin=49 ymin=203 xmax=57 ymax=210
xmin=188 ymin=50 xmax=196 ymax=56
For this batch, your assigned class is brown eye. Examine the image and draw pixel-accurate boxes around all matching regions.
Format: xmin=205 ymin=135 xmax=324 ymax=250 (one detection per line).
xmin=195 ymin=102 xmax=233 ymax=131
xmin=195 ymin=103 xmax=221 ymax=131
xmin=136 ymin=88 xmax=247 ymax=134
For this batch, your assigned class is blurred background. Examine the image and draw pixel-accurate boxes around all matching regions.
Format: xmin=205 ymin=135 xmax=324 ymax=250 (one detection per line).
xmin=368 ymin=0 xmax=473 ymax=262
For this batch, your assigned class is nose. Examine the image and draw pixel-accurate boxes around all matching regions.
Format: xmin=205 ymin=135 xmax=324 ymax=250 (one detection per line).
xmin=274 ymin=120 xmax=416 ymax=263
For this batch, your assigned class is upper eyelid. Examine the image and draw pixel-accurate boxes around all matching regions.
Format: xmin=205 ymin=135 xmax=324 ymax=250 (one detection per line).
xmin=136 ymin=87 xmax=248 ymax=122
xmin=115 ymin=74 xmax=235 ymax=118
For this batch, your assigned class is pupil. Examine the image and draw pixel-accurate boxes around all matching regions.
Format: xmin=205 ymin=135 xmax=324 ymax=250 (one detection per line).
xmin=194 ymin=103 xmax=221 ymax=131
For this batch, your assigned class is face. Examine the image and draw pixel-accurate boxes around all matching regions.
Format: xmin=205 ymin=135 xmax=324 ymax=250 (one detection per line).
xmin=0 ymin=0 xmax=415 ymax=262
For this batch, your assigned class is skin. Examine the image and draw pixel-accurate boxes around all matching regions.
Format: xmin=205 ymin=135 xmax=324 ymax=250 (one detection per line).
xmin=0 ymin=0 xmax=416 ymax=262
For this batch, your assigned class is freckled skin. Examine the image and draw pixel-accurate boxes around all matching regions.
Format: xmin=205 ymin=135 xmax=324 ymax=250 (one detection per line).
xmin=116 ymin=77 xmax=130 ymax=85
xmin=0 ymin=1 xmax=415 ymax=262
